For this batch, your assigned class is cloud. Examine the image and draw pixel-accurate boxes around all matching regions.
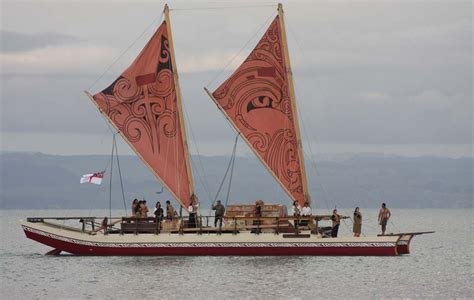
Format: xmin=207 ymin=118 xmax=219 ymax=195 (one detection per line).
xmin=0 ymin=42 xmax=247 ymax=76
xmin=0 ymin=44 xmax=119 ymax=74
xmin=177 ymin=52 xmax=246 ymax=74
xmin=0 ymin=30 xmax=82 ymax=53
xmin=359 ymin=92 xmax=391 ymax=104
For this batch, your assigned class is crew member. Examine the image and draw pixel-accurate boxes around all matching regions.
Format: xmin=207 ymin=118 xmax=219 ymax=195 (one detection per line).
xmin=331 ymin=209 xmax=342 ymax=238
xmin=353 ymin=207 xmax=362 ymax=237
xmin=212 ymin=200 xmax=225 ymax=228
xmin=378 ymin=203 xmax=391 ymax=235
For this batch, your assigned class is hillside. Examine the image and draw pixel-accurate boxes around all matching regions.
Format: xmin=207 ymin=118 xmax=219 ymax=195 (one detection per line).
xmin=0 ymin=152 xmax=471 ymax=209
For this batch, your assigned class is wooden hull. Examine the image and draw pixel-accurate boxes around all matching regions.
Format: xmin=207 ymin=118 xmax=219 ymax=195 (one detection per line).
xmin=22 ymin=221 xmax=405 ymax=256
xmin=396 ymin=234 xmax=414 ymax=254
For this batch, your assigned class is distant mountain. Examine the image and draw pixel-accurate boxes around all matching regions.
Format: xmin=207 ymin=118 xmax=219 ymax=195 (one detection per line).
xmin=0 ymin=152 xmax=472 ymax=209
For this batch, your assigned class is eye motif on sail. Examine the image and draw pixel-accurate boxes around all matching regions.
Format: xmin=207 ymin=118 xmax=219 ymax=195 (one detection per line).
xmin=211 ymin=16 xmax=307 ymax=206
xmin=90 ymin=21 xmax=194 ymax=208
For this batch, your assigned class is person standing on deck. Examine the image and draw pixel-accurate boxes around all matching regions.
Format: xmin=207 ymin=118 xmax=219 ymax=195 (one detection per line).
xmin=141 ymin=200 xmax=149 ymax=218
xmin=135 ymin=200 xmax=143 ymax=218
xmin=166 ymin=200 xmax=175 ymax=221
xmin=253 ymin=200 xmax=264 ymax=233
xmin=291 ymin=201 xmax=301 ymax=229
xmin=212 ymin=200 xmax=225 ymax=228
xmin=331 ymin=209 xmax=342 ymax=238
xmin=131 ymin=199 xmax=139 ymax=216
xmin=353 ymin=207 xmax=362 ymax=237
xmin=188 ymin=197 xmax=198 ymax=228
xmin=154 ymin=201 xmax=164 ymax=222
xmin=300 ymin=202 xmax=312 ymax=226
xmin=378 ymin=203 xmax=391 ymax=235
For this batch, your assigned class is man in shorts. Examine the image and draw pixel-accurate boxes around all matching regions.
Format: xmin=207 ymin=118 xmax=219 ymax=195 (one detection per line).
xmin=378 ymin=203 xmax=391 ymax=235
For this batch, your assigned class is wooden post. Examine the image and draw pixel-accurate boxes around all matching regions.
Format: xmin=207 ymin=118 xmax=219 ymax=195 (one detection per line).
xmin=179 ymin=215 xmax=184 ymax=235
xmin=198 ymin=216 xmax=203 ymax=235
xmin=275 ymin=217 xmax=280 ymax=235
xmin=233 ymin=217 xmax=237 ymax=235
xmin=163 ymin=4 xmax=197 ymax=205
xmin=257 ymin=217 xmax=260 ymax=235
xmin=277 ymin=3 xmax=311 ymax=205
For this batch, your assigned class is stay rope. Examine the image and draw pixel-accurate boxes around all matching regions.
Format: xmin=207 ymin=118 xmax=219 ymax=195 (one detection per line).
xmin=205 ymin=11 xmax=276 ymax=89
xmin=113 ymin=135 xmax=128 ymax=216
xmin=182 ymin=102 xmax=213 ymax=203
xmin=207 ymin=133 xmax=240 ymax=221
xmin=170 ymin=5 xmax=275 ymax=12
xmin=87 ymin=12 xmax=164 ymax=92
xmin=285 ymin=18 xmax=359 ymax=234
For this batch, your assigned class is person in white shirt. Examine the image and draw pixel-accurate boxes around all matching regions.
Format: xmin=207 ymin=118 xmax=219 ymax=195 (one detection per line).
xmin=187 ymin=196 xmax=199 ymax=228
xmin=301 ymin=202 xmax=312 ymax=216
xmin=300 ymin=202 xmax=312 ymax=226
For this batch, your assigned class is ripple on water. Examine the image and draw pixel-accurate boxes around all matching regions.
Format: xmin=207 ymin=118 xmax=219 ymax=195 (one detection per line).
xmin=1 ymin=209 xmax=473 ymax=298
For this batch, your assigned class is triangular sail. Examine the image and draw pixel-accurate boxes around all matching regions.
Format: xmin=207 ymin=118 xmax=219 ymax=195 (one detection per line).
xmin=209 ymin=13 xmax=309 ymax=206
xmin=89 ymin=17 xmax=194 ymax=208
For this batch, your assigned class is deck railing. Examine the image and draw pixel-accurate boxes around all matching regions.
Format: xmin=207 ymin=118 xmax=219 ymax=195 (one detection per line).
xmin=27 ymin=215 xmax=348 ymax=236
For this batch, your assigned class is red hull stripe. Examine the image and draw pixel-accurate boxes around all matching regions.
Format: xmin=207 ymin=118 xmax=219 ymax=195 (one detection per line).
xmin=23 ymin=227 xmax=398 ymax=256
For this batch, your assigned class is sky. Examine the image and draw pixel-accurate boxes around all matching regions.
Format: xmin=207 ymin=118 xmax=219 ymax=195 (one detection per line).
xmin=0 ymin=0 xmax=472 ymax=158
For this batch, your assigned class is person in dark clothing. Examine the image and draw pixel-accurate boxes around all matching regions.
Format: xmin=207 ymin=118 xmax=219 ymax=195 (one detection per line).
xmin=331 ymin=209 xmax=342 ymax=238
xmin=252 ymin=200 xmax=264 ymax=233
xmin=212 ymin=200 xmax=225 ymax=228
xmin=154 ymin=201 xmax=164 ymax=222
xmin=101 ymin=217 xmax=108 ymax=235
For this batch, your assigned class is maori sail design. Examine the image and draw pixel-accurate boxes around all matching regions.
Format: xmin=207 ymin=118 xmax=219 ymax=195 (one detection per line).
xmin=91 ymin=21 xmax=193 ymax=208
xmin=211 ymin=16 xmax=307 ymax=206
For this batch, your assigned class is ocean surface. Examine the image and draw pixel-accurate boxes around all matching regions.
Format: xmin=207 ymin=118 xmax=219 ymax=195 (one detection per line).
xmin=1 ymin=208 xmax=472 ymax=299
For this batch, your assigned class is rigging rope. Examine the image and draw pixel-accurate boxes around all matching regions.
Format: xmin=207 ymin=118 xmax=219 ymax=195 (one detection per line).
xmin=170 ymin=5 xmax=275 ymax=11
xmin=285 ymin=17 xmax=343 ymax=217
xmin=207 ymin=134 xmax=240 ymax=220
xmin=224 ymin=139 xmax=238 ymax=209
xmin=87 ymin=12 xmax=164 ymax=91
xmin=205 ymin=11 xmax=275 ymax=89
xmin=182 ymin=102 xmax=213 ymax=203
xmin=114 ymin=136 xmax=128 ymax=216
xmin=389 ymin=218 xmax=402 ymax=233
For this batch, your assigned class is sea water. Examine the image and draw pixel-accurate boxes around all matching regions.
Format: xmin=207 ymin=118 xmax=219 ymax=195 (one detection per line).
xmin=0 ymin=208 xmax=472 ymax=298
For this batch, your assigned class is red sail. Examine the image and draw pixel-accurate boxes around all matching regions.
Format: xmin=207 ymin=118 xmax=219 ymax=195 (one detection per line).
xmin=91 ymin=21 xmax=193 ymax=208
xmin=211 ymin=16 xmax=306 ymax=206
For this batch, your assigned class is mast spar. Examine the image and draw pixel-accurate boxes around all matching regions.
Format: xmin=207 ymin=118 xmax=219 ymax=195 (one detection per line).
xmin=205 ymin=3 xmax=311 ymax=206
xmin=277 ymin=3 xmax=311 ymax=204
xmin=85 ymin=4 xmax=196 ymax=209
xmin=164 ymin=4 xmax=197 ymax=203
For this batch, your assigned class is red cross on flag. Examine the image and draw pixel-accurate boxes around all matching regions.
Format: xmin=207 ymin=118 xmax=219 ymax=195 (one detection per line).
xmin=80 ymin=171 xmax=105 ymax=185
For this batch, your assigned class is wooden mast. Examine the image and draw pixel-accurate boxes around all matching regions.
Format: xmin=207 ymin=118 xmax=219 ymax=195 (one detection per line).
xmin=164 ymin=4 xmax=196 ymax=204
xmin=84 ymin=5 xmax=196 ymax=209
xmin=277 ymin=3 xmax=311 ymax=204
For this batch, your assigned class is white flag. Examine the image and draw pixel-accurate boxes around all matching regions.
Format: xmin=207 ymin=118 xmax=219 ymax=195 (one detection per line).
xmin=80 ymin=171 xmax=105 ymax=185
